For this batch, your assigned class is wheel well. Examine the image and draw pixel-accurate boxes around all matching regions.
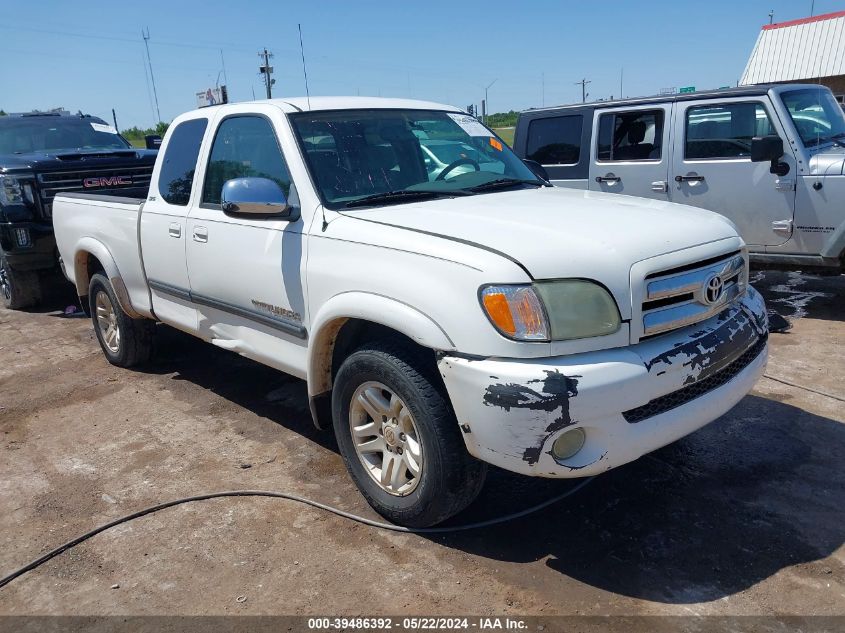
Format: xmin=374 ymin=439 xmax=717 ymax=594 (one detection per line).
xmin=76 ymin=252 xmax=105 ymax=314
xmin=308 ymin=318 xmax=439 ymax=430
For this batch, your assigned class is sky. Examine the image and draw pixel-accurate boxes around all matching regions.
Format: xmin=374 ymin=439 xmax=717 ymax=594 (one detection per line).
xmin=0 ymin=0 xmax=842 ymax=129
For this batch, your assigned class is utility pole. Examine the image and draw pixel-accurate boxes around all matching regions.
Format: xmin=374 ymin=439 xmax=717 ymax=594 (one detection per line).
xmin=220 ymin=49 xmax=229 ymax=89
xmin=142 ymin=28 xmax=161 ymax=123
xmin=484 ymin=79 xmax=497 ymax=125
xmin=768 ymin=9 xmax=775 ymax=23
xmin=575 ymin=78 xmax=591 ymax=103
xmin=259 ymin=48 xmax=274 ymax=99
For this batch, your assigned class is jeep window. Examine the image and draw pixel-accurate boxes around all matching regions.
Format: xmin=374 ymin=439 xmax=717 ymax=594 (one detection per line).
xmin=157 ymin=118 xmax=208 ymax=206
xmin=202 ymin=115 xmax=292 ymax=205
xmin=597 ymin=110 xmax=664 ymax=161
xmin=526 ymin=115 xmax=583 ymax=165
xmin=290 ymin=109 xmax=539 ymax=209
xmin=685 ymin=102 xmax=775 ymax=159
xmin=781 ymin=88 xmax=845 ymax=147
xmin=0 ymin=117 xmax=130 ymax=155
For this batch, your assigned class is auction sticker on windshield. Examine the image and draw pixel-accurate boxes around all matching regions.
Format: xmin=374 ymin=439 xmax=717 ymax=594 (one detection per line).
xmin=447 ymin=113 xmax=490 ymax=136
xmin=90 ymin=122 xmax=118 ymax=134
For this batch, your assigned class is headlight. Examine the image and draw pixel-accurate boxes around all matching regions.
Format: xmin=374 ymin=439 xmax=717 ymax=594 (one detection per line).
xmin=534 ymin=280 xmax=621 ymax=340
xmin=480 ymin=280 xmax=621 ymax=342
xmin=0 ymin=173 xmax=35 ymax=206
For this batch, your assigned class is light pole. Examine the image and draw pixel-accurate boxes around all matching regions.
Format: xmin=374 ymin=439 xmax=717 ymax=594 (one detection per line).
xmin=484 ymin=79 xmax=498 ymax=124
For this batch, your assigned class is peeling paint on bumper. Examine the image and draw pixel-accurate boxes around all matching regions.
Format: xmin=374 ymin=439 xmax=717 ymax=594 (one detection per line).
xmin=438 ymin=286 xmax=768 ymax=478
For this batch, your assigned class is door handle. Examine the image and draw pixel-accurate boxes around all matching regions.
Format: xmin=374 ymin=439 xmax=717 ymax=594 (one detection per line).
xmin=595 ymin=174 xmax=621 ymax=184
xmin=651 ymin=180 xmax=668 ymax=193
xmin=168 ymin=223 xmax=181 ymax=238
xmin=675 ymin=174 xmax=705 ymax=183
xmin=192 ymin=226 xmax=208 ymax=243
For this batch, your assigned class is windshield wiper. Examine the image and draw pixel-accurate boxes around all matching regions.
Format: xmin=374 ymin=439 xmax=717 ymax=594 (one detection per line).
xmin=344 ymin=189 xmax=470 ymax=208
xmin=463 ymin=178 xmax=545 ymax=193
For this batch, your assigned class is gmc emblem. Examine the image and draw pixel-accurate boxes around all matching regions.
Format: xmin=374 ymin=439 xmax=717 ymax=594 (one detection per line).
xmin=83 ymin=176 xmax=132 ymax=188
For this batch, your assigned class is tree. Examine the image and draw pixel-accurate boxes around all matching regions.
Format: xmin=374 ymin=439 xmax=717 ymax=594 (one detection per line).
xmin=0 ymin=110 xmax=6 ymax=116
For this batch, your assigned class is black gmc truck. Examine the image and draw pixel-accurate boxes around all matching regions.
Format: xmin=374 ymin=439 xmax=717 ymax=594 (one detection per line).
xmin=0 ymin=112 xmax=157 ymax=309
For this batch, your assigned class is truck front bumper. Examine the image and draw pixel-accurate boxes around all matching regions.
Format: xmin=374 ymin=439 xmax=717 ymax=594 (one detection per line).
xmin=0 ymin=222 xmax=57 ymax=271
xmin=439 ymin=286 xmax=768 ymax=478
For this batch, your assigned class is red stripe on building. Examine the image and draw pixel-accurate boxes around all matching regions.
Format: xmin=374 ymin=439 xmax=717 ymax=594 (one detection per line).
xmin=763 ymin=9 xmax=845 ymax=30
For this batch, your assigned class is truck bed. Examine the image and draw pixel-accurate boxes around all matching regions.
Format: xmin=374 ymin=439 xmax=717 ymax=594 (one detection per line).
xmin=53 ymin=192 xmax=152 ymax=317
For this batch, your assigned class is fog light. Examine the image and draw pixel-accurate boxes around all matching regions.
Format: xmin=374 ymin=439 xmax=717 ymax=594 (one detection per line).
xmin=13 ymin=228 xmax=31 ymax=248
xmin=552 ymin=427 xmax=586 ymax=461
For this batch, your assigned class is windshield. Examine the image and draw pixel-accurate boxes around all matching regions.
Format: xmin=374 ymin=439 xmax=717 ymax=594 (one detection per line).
xmin=0 ymin=117 xmax=130 ymax=154
xmin=781 ymin=88 xmax=845 ymax=148
xmin=290 ymin=109 xmax=540 ymax=208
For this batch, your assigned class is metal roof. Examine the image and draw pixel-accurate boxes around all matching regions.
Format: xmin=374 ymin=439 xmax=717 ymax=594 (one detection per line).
xmin=741 ymin=10 xmax=845 ymax=85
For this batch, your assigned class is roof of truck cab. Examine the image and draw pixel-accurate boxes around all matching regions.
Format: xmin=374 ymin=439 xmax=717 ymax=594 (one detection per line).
xmin=253 ymin=96 xmax=463 ymax=113
xmin=520 ymin=83 xmax=828 ymax=116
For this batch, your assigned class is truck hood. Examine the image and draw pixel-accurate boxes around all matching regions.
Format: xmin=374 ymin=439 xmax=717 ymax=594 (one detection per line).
xmin=341 ymin=186 xmax=739 ymax=281
xmin=0 ymin=149 xmax=157 ymax=174
xmin=808 ymin=147 xmax=845 ymax=176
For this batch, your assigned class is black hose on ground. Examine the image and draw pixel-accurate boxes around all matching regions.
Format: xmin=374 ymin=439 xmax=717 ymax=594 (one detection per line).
xmin=0 ymin=477 xmax=596 ymax=591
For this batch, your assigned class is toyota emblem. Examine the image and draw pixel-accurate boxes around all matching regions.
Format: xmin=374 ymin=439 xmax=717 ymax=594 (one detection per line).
xmin=703 ymin=273 xmax=724 ymax=305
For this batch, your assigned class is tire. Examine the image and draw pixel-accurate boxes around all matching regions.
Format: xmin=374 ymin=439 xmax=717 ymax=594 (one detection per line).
xmin=0 ymin=253 xmax=42 ymax=310
xmin=332 ymin=340 xmax=487 ymax=527
xmin=88 ymin=273 xmax=154 ymax=367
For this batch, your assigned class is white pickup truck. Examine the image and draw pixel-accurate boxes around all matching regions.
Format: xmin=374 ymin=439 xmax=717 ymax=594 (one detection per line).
xmin=54 ymin=97 xmax=769 ymax=526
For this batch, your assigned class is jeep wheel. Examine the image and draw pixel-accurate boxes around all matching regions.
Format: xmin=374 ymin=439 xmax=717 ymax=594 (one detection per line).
xmin=332 ymin=340 xmax=487 ymax=527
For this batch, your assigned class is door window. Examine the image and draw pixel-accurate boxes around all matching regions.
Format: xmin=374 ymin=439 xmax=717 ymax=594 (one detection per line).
xmin=525 ymin=115 xmax=583 ymax=165
xmin=202 ymin=115 xmax=292 ymax=206
xmin=157 ymin=118 xmax=208 ymax=206
xmin=597 ymin=110 xmax=664 ymax=161
xmin=685 ymin=102 xmax=775 ymax=159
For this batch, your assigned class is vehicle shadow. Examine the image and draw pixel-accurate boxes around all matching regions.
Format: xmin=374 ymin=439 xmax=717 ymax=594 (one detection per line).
xmin=430 ymin=393 xmax=845 ymax=604
xmin=42 ymin=283 xmax=843 ymax=605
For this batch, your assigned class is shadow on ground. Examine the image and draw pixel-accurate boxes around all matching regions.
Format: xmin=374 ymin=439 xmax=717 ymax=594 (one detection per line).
xmin=35 ymin=269 xmax=844 ymax=605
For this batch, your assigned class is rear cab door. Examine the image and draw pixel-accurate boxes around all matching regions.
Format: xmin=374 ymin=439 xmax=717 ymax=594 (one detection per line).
xmin=670 ymin=95 xmax=797 ymax=247
xmin=140 ymin=115 xmax=209 ymax=332
xmin=588 ymin=103 xmax=673 ymax=199
xmin=184 ymin=103 xmax=310 ymax=378
xmin=515 ymin=108 xmax=592 ymax=189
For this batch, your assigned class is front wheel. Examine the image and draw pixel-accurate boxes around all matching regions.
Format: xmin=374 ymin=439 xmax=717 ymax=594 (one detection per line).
xmin=88 ymin=273 xmax=154 ymax=367
xmin=0 ymin=253 xmax=42 ymax=310
xmin=332 ymin=340 xmax=487 ymax=527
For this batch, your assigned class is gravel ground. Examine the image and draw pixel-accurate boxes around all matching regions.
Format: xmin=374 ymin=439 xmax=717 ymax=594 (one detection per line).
xmin=0 ymin=271 xmax=842 ymax=618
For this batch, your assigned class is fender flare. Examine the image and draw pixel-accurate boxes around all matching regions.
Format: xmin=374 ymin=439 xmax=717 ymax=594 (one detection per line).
xmin=72 ymin=237 xmax=141 ymax=318
xmin=306 ymin=291 xmax=455 ymax=401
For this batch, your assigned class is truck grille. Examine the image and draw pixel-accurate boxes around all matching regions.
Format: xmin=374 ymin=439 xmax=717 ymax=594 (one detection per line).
xmin=36 ymin=166 xmax=154 ymax=217
xmin=640 ymin=251 xmax=746 ymax=339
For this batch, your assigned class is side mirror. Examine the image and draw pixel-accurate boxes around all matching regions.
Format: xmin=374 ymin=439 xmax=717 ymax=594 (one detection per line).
xmin=144 ymin=135 xmax=162 ymax=150
xmin=750 ymin=135 xmax=784 ymax=162
xmin=523 ymin=159 xmax=550 ymax=182
xmin=750 ymin=135 xmax=789 ymax=177
xmin=221 ymin=177 xmax=295 ymax=219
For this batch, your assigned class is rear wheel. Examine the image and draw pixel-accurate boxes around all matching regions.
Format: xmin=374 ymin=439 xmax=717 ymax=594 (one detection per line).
xmin=88 ymin=273 xmax=154 ymax=367
xmin=0 ymin=253 xmax=42 ymax=310
xmin=332 ymin=340 xmax=487 ymax=527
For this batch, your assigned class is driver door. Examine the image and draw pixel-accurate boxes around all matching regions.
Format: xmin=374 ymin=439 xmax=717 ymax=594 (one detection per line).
xmin=670 ymin=97 xmax=796 ymax=247
xmin=185 ymin=110 xmax=308 ymax=376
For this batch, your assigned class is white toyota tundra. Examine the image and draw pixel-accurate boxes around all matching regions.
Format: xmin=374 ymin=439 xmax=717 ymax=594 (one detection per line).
xmin=53 ymin=97 xmax=769 ymax=526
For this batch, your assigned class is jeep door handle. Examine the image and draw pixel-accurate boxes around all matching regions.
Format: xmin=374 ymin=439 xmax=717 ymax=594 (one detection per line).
xmin=595 ymin=174 xmax=621 ymax=184
xmin=192 ymin=226 xmax=208 ymax=243
xmin=168 ymin=223 xmax=181 ymax=238
xmin=675 ymin=174 xmax=705 ymax=183
xmin=651 ymin=180 xmax=668 ymax=193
